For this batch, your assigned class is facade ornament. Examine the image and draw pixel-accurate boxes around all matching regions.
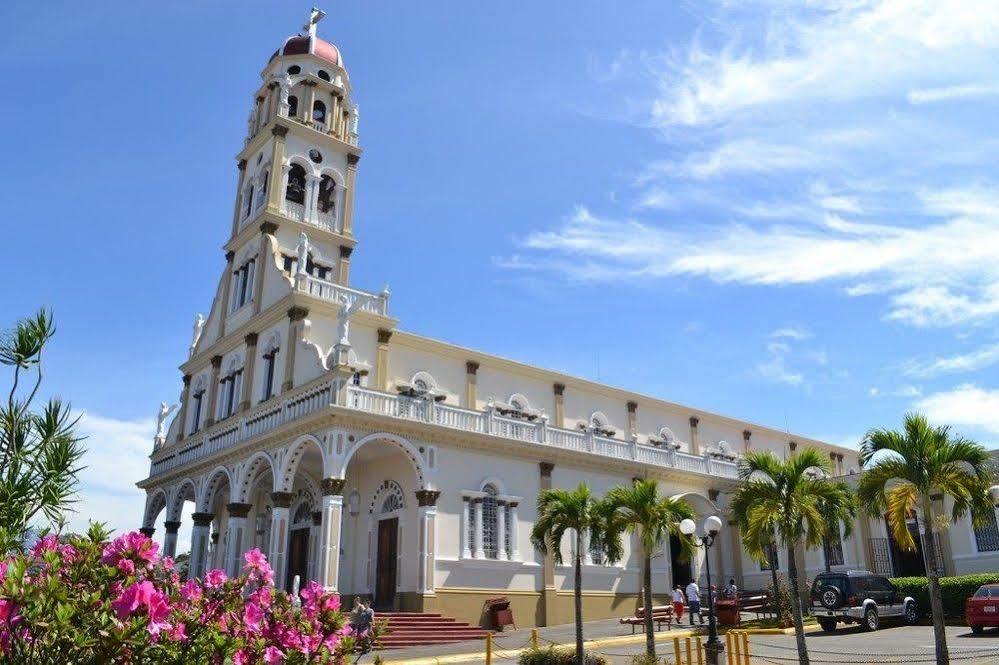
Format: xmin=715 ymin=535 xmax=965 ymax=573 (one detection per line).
xmin=295 ymin=232 xmax=310 ymax=279
xmin=154 ymin=402 xmax=178 ymax=448
xmin=189 ymin=313 xmax=205 ymax=357
xmin=349 ymin=103 xmax=360 ymax=136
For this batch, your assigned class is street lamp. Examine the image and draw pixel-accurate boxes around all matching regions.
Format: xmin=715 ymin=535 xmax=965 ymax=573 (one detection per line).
xmin=680 ymin=515 xmax=724 ymax=665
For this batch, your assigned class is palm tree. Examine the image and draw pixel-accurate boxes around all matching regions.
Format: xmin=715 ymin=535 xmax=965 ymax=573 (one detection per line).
xmin=730 ymin=448 xmax=855 ymax=665
xmin=602 ymin=479 xmax=694 ymax=660
xmin=531 ymin=483 xmax=620 ymax=665
xmin=858 ymin=413 xmax=994 ymax=665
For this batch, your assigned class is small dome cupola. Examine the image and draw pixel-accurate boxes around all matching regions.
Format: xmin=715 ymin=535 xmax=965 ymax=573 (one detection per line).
xmin=269 ymin=8 xmax=346 ymax=77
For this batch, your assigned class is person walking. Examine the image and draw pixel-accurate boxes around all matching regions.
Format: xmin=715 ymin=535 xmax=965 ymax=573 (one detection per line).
xmin=671 ymin=584 xmax=686 ymax=626
xmin=686 ymin=580 xmax=704 ymax=626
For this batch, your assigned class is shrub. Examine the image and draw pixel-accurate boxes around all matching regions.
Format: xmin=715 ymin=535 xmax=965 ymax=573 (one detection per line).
xmin=518 ymin=645 xmax=608 ymax=665
xmin=890 ymin=573 xmax=999 ymax=619
xmin=0 ymin=523 xmax=377 ymax=663
xmin=765 ymin=576 xmax=794 ymax=627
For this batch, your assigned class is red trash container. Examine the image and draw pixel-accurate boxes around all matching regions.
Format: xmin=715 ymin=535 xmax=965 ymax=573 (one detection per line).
xmin=715 ymin=598 xmax=741 ymax=626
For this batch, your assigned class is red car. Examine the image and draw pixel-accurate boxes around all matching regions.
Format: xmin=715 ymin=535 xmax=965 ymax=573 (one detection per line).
xmin=966 ymin=584 xmax=999 ymax=634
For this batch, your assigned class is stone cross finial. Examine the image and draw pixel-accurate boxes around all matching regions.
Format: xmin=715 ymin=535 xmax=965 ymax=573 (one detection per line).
xmin=304 ymin=7 xmax=326 ymax=38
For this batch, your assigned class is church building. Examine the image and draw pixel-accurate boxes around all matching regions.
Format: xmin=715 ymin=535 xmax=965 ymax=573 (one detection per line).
xmin=138 ymin=12 xmax=884 ymax=629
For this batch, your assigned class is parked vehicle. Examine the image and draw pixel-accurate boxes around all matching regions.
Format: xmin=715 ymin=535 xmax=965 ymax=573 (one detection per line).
xmin=809 ymin=570 xmax=918 ymax=632
xmin=966 ymin=584 xmax=999 ymax=634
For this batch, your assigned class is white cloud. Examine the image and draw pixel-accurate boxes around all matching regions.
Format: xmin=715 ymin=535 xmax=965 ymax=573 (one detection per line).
xmin=771 ymin=326 xmax=812 ymax=341
xmin=869 ymin=384 xmax=922 ymax=398
xmin=904 ymin=342 xmax=999 ymax=377
xmin=916 ymin=384 xmax=999 ymax=435
xmin=907 ymin=82 xmax=999 ymax=105
xmin=653 ymin=140 xmax=818 ymax=179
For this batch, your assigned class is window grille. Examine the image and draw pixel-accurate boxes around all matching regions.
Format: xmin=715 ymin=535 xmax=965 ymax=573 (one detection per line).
xmin=482 ymin=485 xmax=499 ymax=559
xmin=760 ymin=541 xmax=779 ymax=571
xmin=974 ymin=510 xmax=999 ymax=552
xmin=823 ymin=532 xmax=845 ymax=567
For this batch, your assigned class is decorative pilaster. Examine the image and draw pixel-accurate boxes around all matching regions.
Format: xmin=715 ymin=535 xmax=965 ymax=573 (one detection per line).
xmin=189 ymin=512 xmax=214 ymax=579
xmin=496 ymin=499 xmax=508 ymax=561
xmin=508 ymin=501 xmax=520 ymax=560
xmin=204 ymin=355 xmax=223 ymax=427
xmin=375 ymin=328 xmax=392 ymax=390
xmin=342 ymin=153 xmax=360 ymax=237
xmin=337 ymin=245 xmax=352 ymax=286
xmin=253 ymin=222 xmax=277 ymax=315
xmin=319 ymin=478 xmax=346 ymax=591
xmin=308 ymin=511 xmax=322 ymax=583
xmin=461 ymin=496 xmax=472 ymax=559
xmin=175 ymin=374 xmax=191 ymax=443
xmin=688 ymin=416 xmax=700 ymax=455
xmin=269 ymin=491 xmax=294 ymax=588
xmin=302 ymin=80 xmax=317 ymax=125
xmin=266 ymin=125 xmax=289 ymax=213
xmin=218 ymin=250 xmax=236 ymax=332
xmin=224 ymin=502 xmax=252 ymax=577
xmin=416 ymin=489 xmax=440 ymax=594
xmin=230 ymin=159 xmax=248 ymax=238
xmin=626 ymin=401 xmax=638 ymax=439
xmin=552 ymin=383 xmax=565 ymax=428
xmin=743 ymin=429 xmax=752 ymax=452
xmin=282 ymin=307 xmax=309 ymax=392
xmin=472 ymin=498 xmax=485 ymax=559
xmin=465 ymin=361 xmax=479 ymax=409
xmin=539 ymin=461 xmax=556 ymax=627
xmin=163 ymin=520 xmax=182 ymax=559
xmin=239 ymin=333 xmax=259 ymax=411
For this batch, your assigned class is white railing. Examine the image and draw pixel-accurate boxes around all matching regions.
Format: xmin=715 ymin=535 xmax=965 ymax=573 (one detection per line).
xmin=312 ymin=120 xmax=328 ymax=134
xmin=149 ymin=377 xmax=336 ymax=477
xmin=299 ymin=276 xmax=390 ymax=316
xmin=283 ymin=199 xmax=306 ymax=222
xmin=316 ymin=208 xmax=338 ymax=232
xmin=343 ymin=386 xmax=739 ymax=480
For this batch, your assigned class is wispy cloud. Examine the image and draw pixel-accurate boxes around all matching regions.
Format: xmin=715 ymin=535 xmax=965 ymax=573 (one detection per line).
xmin=903 ymin=342 xmax=999 ymax=377
xmin=916 ymin=384 xmax=999 ymax=436
xmin=908 ymin=82 xmax=999 ymax=105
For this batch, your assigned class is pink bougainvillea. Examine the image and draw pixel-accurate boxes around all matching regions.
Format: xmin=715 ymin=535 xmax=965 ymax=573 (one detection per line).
xmin=0 ymin=525 xmax=378 ymax=663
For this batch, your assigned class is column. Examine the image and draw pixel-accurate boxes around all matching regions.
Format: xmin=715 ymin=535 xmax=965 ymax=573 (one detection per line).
xmin=689 ymin=416 xmax=700 ymax=455
xmin=266 ymin=126 xmax=289 ymax=213
xmin=304 ymin=174 xmax=319 ymax=225
xmin=508 ymin=501 xmax=520 ymax=560
xmin=282 ymin=307 xmax=309 ymax=392
xmin=464 ymin=361 xmax=479 ymax=409
xmin=552 ymin=384 xmax=565 ymax=428
xmin=856 ymin=512 xmax=874 ymax=570
xmin=140 ymin=526 xmax=155 ymax=538
xmin=540 ymin=462 xmax=556 ymax=626
xmin=302 ymin=81 xmax=317 ymax=124
xmin=330 ymin=93 xmax=341 ymax=135
xmin=496 ymin=499 xmax=508 ymax=561
xmin=218 ymin=251 xmax=236 ymax=331
xmin=319 ymin=478 xmax=346 ymax=591
xmin=308 ymin=511 xmax=322 ymax=583
xmin=239 ymin=333 xmax=258 ymax=412
xmin=175 ymin=375 xmax=191 ymax=442
xmin=189 ymin=512 xmax=214 ymax=579
xmin=461 ymin=496 xmax=472 ymax=558
xmin=728 ymin=520 xmax=744 ymax=588
xmin=269 ymin=491 xmax=293 ymax=588
xmin=341 ymin=154 xmax=360 ymax=236
xmin=336 ymin=246 xmax=352 ymax=285
xmin=210 ymin=531 xmax=220 ymax=569
xmin=224 ymin=502 xmax=252 ymax=577
xmin=472 ymin=498 xmax=485 ymax=559
xmin=375 ymin=329 xmax=392 ymax=390
xmin=253 ymin=222 xmax=277 ymax=314
xmin=230 ymin=159 xmax=248 ymax=237
xmin=581 ymin=527 xmax=592 ymax=565
xmin=204 ymin=355 xmax=223 ymax=427
xmin=416 ymin=490 xmax=441 ymax=594
xmin=163 ymin=520 xmax=181 ymax=559
xmin=626 ymin=401 xmax=638 ymax=439
xmin=743 ymin=429 xmax=752 ymax=453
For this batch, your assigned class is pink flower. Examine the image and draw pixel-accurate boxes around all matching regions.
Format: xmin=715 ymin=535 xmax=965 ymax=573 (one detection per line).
xmin=117 ymin=559 xmax=135 ymax=576
xmin=180 ymin=579 xmax=202 ymax=602
xmin=242 ymin=548 xmax=274 ymax=585
xmin=161 ymin=556 xmax=175 ymax=571
xmin=203 ymin=569 xmax=227 ymax=588
xmin=243 ymin=602 xmax=265 ymax=634
xmin=111 ymin=581 xmax=152 ymax=619
xmin=167 ymin=622 xmax=188 ymax=642
xmin=232 ymin=649 xmax=250 ymax=665
xmin=263 ymin=646 xmax=285 ymax=664
xmin=30 ymin=534 xmax=59 ymax=557
xmin=101 ymin=532 xmax=159 ymax=569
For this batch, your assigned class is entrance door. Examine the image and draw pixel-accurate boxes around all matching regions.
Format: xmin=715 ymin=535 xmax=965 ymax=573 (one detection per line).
xmin=286 ymin=529 xmax=309 ymax=592
xmin=885 ymin=516 xmax=925 ymax=577
xmin=375 ymin=517 xmax=398 ymax=609
xmin=670 ymin=534 xmax=692 ymax=588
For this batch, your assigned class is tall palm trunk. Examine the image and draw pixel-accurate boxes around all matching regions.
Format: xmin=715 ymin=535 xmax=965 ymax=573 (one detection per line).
xmin=643 ymin=551 xmax=655 ymax=658
xmin=574 ymin=530 xmax=584 ymax=665
xmin=785 ymin=543 xmax=810 ymax=665
xmin=920 ymin=495 xmax=949 ymax=665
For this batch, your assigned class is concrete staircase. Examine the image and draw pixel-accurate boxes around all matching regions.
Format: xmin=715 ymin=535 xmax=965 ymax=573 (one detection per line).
xmin=374 ymin=611 xmax=492 ymax=649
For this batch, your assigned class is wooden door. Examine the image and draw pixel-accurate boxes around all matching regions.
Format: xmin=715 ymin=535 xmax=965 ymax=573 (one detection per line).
xmin=375 ymin=518 xmax=398 ymax=608
xmin=286 ymin=529 xmax=309 ymax=592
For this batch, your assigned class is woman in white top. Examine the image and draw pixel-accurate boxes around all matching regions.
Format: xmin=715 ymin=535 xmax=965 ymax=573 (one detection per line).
xmin=671 ymin=584 xmax=685 ymax=625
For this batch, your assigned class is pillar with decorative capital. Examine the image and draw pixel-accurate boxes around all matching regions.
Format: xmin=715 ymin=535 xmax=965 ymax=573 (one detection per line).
xmin=163 ymin=520 xmax=182 ymax=559
xmin=176 ymin=374 xmax=191 ymax=442
xmin=282 ymin=307 xmax=309 ymax=392
xmin=508 ymin=501 xmax=520 ymax=560
xmin=308 ymin=511 xmax=322 ymax=582
xmin=189 ymin=512 xmax=214 ymax=579
xmin=230 ymin=159 xmax=248 ymax=238
xmin=269 ymin=491 xmax=294 ymax=588
xmin=539 ymin=461 xmax=557 ymax=626
xmin=266 ymin=125 xmax=289 ymax=214
xmin=205 ymin=355 xmax=223 ymax=427
xmin=224 ymin=502 xmax=252 ymax=577
xmin=240 ymin=333 xmax=259 ymax=412
xmin=139 ymin=526 xmax=155 ymax=538
xmin=319 ymin=478 xmax=346 ymax=591
xmin=253 ymin=222 xmax=278 ymax=315
xmin=375 ymin=328 xmax=393 ymax=390
xmin=342 ymin=153 xmax=360 ymax=236
xmin=337 ymin=245 xmax=353 ymax=286
xmin=689 ymin=416 xmax=701 ymax=455
xmin=416 ymin=489 xmax=441 ymax=594
xmin=464 ymin=361 xmax=479 ymax=409
xmin=472 ymin=497 xmax=485 ymax=559
xmin=552 ymin=384 xmax=565 ymax=428
xmin=461 ymin=496 xmax=472 ymax=559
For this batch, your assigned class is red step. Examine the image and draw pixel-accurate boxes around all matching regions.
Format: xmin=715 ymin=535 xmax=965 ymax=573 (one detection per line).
xmin=372 ymin=611 xmax=492 ymax=649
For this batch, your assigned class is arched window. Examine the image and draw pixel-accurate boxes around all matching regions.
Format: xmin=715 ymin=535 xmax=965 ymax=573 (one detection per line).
xmin=244 ymin=185 xmax=254 ymax=217
xmin=318 ymin=175 xmax=336 ymax=214
xmin=285 ymin=164 xmax=306 ymax=204
xmin=317 ymin=70 xmax=331 ymax=81
xmin=287 ymin=65 xmax=301 ymax=75
xmin=312 ymin=100 xmax=327 ymax=124
xmin=482 ymin=484 xmax=499 ymax=559
xmin=381 ymin=494 xmax=403 ymax=514
xmin=287 ymin=95 xmax=299 ymax=118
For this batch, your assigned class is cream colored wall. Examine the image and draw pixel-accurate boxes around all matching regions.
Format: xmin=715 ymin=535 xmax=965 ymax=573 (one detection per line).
xmin=387 ymin=344 xmax=465 ymax=404
xmin=475 ymin=366 xmax=554 ymax=414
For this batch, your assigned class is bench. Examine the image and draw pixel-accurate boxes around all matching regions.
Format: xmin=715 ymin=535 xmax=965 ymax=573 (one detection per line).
xmin=620 ymin=605 xmax=674 ymax=634
xmin=738 ymin=592 xmax=773 ymax=619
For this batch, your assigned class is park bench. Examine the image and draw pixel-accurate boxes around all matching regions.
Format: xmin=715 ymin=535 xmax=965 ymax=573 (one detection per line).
xmin=738 ymin=591 xmax=773 ymax=619
xmin=620 ymin=605 xmax=674 ymax=633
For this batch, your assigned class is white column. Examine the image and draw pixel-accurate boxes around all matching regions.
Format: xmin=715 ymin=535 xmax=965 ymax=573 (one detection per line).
xmin=189 ymin=513 xmax=213 ymax=579
xmin=269 ymin=492 xmax=293 ymax=589
xmin=308 ymin=511 xmax=321 ymax=583
xmin=496 ymin=500 xmax=508 ymax=561
xmin=319 ymin=479 xmax=346 ymax=591
xmin=416 ymin=490 xmax=440 ymax=594
xmin=304 ymin=174 xmax=319 ymax=225
xmin=582 ymin=527 xmax=593 ymax=566
xmin=473 ymin=498 xmax=485 ymax=559
xmin=461 ymin=497 xmax=472 ymax=558
xmin=163 ymin=520 xmax=181 ymax=559
xmin=224 ymin=503 xmax=252 ymax=577
xmin=508 ymin=502 xmax=520 ymax=560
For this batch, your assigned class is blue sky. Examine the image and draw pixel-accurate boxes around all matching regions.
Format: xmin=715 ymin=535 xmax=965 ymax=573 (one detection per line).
xmin=2 ymin=1 xmax=999 ymax=539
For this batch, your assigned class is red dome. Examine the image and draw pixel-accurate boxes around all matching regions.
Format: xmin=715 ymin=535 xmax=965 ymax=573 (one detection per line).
xmin=270 ymin=34 xmax=345 ymax=72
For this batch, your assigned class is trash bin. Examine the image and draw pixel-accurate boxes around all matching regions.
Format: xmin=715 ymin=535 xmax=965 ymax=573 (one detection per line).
xmin=716 ymin=598 xmax=741 ymax=626
xmin=483 ymin=597 xmax=515 ymax=630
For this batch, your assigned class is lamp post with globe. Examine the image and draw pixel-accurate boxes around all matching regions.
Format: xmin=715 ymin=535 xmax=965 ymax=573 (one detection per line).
xmin=680 ymin=515 xmax=724 ymax=665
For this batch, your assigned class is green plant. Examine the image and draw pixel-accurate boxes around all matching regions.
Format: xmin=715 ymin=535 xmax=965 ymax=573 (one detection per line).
xmin=765 ymin=576 xmax=794 ymax=628
xmin=0 ymin=309 xmax=85 ymax=554
xmin=859 ymin=413 xmax=995 ymax=665
xmin=730 ymin=448 xmax=856 ymax=665
xmin=602 ymin=479 xmax=694 ymax=661
xmin=517 ymin=645 xmax=607 ymax=665
xmin=890 ymin=574 xmax=999 ymax=619
xmin=629 ymin=654 xmax=665 ymax=665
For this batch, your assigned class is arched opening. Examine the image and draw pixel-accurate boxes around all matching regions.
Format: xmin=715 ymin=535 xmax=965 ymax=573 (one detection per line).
xmin=317 ymin=70 xmax=331 ymax=81
xmin=287 ymin=95 xmax=299 ymax=118
xmin=200 ymin=468 xmax=233 ymax=572
xmin=277 ymin=438 xmax=324 ymax=590
xmin=318 ymin=175 xmax=336 ymax=217
xmin=285 ymin=164 xmax=306 ymax=204
xmin=670 ymin=492 xmax=720 ymax=587
xmin=312 ymin=100 xmax=327 ymax=125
